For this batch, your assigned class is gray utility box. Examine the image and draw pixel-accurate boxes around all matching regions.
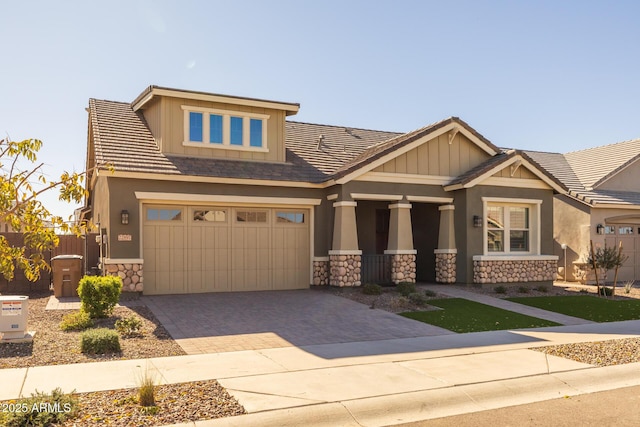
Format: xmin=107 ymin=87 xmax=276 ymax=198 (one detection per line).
xmin=51 ymin=255 xmax=83 ymax=297
xmin=0 ymin=295 xmax=28 ymax=339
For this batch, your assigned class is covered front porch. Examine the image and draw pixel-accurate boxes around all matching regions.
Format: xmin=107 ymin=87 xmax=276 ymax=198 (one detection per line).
xmin=312 ymin=193 xmax=458 ymax=287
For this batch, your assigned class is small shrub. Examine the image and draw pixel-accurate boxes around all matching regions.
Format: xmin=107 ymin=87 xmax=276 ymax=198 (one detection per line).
xmin=535 ymin=285 xmax=549 ymax=293
xmin=59 ymin=310 xmax=93 ymax=331
xmin=115 ymin=315 xmax=143 ymax=337
xmin=424 ymin=289 xmax=437 ymax=297
xmin=408 ymin=292 xmax=428 ymax=306
xmin=81 ymin=328 xmax=121 ymax=354
xmin=599 ymin=286 xmax=614 ymax=297
xmin=361 ymin=283 xmax=383 ymax=295
xmin=517 ymin=286 xmax=529 ymax=294
xmin=624 ymin=281 xmax=634 ymax=294
xmin=2 ymin=388 xmax=78 ymax=427
xmin=77 ymin=275 xmax=123 ymax=318
xmin=396 ymin=282 xmax=416 ymax=297
xmin=493 ymin=285 xmax=507 ymax=294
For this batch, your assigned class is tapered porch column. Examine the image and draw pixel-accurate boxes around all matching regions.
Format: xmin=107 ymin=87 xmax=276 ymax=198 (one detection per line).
xmin=328 ymin=201 xmax=362 ymax=287
xmin=435 ymin=204 xmax=457 ymax=283
xmin=384 ymin=203 xmax=417 ymax=284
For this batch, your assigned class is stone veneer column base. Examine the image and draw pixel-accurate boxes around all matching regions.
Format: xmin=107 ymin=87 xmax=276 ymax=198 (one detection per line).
xmin=389 ymin=253 xmax=416 ymax=284
xmin=104 ymin=260 xmax=143 ymax=292
xmin=435 ymin=252 xmax=456 ymax=283
xmin=329 ymin=254 xmax=362 ymax=287
xmin=473 ymin=258 xmax=557 ymax=284
xmin=312 ymin=258 xmax=330 ymax=286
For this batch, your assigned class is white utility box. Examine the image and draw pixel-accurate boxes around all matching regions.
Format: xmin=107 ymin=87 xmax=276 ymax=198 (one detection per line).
xmin=0 ymin=295 xmax=29 ymax=340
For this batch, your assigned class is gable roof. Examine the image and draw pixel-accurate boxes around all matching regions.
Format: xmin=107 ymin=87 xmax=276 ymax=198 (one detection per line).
xmin=86 ymin=92 xmax=562 ymax=195
xmin=525 ymin=139 xmax=640 ymax=207
xmin=332 ymin=117 xmax=501 ymax=182
xmin=444 ymin=150 xmax=567 ymax=193
xmin=563 ymin=138 xmax=640 ymax=189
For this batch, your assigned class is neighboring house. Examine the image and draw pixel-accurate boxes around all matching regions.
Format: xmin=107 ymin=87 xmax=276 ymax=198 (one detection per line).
xmin=84 ymin=85 xmax=565 ymax=295
xmin=528 ymin=140 xmax=640 ymax=283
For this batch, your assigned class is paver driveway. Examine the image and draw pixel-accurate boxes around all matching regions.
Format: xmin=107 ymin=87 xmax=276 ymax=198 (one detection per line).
xmin=142 ymin=289 xmax=452 ymax=354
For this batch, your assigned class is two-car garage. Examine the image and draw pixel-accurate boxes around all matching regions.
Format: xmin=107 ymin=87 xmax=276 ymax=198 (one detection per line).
xmin=142 ymin=202 xmax=312 ymax=295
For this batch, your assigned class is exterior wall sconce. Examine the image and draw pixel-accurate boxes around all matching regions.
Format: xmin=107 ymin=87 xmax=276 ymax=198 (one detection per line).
xmin=596 ymin=224 xmax=604 ymax=235
xmin=473 ymin=215 xmax=483 ymax=228
xmin=121 ymin=210 xmax=129 ymax=225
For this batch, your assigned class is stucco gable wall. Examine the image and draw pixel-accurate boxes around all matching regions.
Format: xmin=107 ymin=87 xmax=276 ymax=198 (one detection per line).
xmin=595 ymin=158 xmax=640 ymax=191
xmin=371 ymin=133 xmax=491 ymax=177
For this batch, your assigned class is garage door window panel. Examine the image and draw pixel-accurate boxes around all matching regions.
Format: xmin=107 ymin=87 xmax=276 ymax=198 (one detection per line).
xmin=193 ymin=209 xmax=227 ymax=223
xmin=147 ymin=208 xmax=183 ymax=222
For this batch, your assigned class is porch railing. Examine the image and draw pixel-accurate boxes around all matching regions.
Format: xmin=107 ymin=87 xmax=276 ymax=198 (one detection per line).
xmin=361 ymin=254 xmax=392 ymax=284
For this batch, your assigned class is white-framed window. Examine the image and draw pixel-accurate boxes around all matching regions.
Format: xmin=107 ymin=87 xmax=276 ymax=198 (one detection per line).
xmin=483 ymin=197 xmax=541 ymax=255
xmin=182 ymin=106 xmax=269 ymax=152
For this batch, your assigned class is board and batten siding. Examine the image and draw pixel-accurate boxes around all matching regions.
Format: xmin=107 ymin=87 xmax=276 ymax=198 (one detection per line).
xmin=141 ymin=97 xmax=163 ymax=150
xmin=372 ymin=133 xmax=490 ymax=176
xmin=492 ymin=166 xmax=538 ymax=179
xmin=143 ymin=96 xmax=286 ymax=163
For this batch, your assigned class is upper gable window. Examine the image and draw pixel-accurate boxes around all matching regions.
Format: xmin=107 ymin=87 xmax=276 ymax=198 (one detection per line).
xmin=182 ymin=106 xmax=269 ymax=152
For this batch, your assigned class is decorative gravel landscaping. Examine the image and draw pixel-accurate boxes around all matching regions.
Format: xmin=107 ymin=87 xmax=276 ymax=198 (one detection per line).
xmin=0 ymin=292 xmax=186 ymax=369
xmin=0 ymin=291 xmax=245 ymax=426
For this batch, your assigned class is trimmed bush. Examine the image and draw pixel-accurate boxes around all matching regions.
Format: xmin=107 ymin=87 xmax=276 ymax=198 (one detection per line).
xmin=396 ymin=282 xmax=416 ymax=297
xmin=81 ymin=328 xmax=121 ymax=354
xmin=362 ymin=283 xmax=383 ymax=295
xmin=59 ymin=310 xmax=93 ymax=331
xmin=424 ymin=289 xmax=437 ymax=297
xmin=517 ymin=286 xmax=529 ymax=294
xmin=2 ymin=388 xmax=78 ymax=427
xmin=77 ymin=275 xmax=122 ymax=318
xmin=494 ymin=285 xmax=507 ymax=294
xmin=115 ymin=315 xmax=143 ymax=337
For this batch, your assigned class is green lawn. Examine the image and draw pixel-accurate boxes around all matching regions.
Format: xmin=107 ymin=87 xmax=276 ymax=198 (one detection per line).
xmin=506 ymin=295 xmax=640 ymax=322
xmin=400 ymin=298 xmax=560 ymax=333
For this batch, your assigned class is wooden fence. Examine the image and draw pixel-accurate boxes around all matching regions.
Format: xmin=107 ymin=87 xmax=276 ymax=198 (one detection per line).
xmin=0 ymin=233 xmax=100 ymax=293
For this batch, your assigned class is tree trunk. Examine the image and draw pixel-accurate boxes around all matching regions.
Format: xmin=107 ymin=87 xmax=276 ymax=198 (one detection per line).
xmin=590 ymin=240 xmax=601 ymax=296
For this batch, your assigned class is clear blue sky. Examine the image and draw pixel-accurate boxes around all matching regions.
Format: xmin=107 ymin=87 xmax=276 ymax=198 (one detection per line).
xmin=2 ymin=0 xmax=639 ymax=218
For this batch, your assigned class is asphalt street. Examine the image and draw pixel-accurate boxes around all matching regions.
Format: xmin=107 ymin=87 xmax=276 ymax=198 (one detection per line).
xmin=400 ymin=385 xmax=640 ymax=427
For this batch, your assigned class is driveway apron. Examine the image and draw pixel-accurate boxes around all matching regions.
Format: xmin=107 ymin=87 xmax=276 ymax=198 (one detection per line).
xmin=142 ymin=290 xmax=452 ymax=354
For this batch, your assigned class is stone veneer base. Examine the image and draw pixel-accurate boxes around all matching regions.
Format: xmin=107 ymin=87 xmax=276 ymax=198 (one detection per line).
xmin=313 ymin=260 xmax=329 ymax=286
xmin=391 ymin=254 xmax=416 ymax=284
xmin=435 ymin=252 xmax=456 ymax=283
xmin=105 ymin=262 xmax=144 ymax=292
xmin=329 ymin=254 xmax=362 ymax=287
xmin=473 ymin=259 xmax=557 ymax=284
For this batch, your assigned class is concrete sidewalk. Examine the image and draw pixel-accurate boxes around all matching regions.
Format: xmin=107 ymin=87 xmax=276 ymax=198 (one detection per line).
xmin=3 ymin=320 xmax=640 ymax=426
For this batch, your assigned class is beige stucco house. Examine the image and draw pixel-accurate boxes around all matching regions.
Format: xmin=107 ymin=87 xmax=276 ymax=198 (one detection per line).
xmin=83 ymin=85 xmax=565 ymax=295
xmin=528 ymin=140 xmax=640 ymax=283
